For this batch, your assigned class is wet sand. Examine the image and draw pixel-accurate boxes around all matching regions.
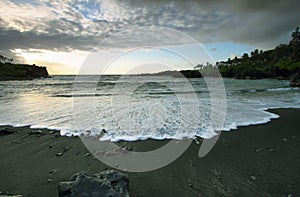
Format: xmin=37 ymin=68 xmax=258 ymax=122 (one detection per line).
xmin=0 ymin=109 xmax=299 ymax=196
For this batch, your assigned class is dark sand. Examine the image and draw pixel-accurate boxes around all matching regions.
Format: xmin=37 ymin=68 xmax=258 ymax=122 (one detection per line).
xmin=0 ymin=109 xmax=299 ymax=196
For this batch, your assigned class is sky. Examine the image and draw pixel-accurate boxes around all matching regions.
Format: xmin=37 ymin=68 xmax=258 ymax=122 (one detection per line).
xmin=0 ymin=0 xmax=299 ymax=74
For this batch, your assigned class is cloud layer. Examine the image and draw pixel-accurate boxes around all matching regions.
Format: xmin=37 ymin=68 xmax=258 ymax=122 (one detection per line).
xmin=0 ymin=0 xmax=299 ymax=62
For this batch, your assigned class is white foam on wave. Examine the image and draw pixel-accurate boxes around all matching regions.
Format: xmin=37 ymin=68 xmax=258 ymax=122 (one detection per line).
xmin=0 ymin=105 xmax=295 ymax=142
xmin=266 ymin=87 xmax=299 ymax=92
xmin=0 ymin=123 xmax=32 ymax=127
xmin=222 ymin=109 xmax=279 ymax=131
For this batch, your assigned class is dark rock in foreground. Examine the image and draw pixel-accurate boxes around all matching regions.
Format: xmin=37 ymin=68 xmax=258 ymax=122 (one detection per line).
xmin=58 ymin=170 xmax=129 ymax=197
xmin=290 ymin=72 xmax=300 ymax=87
xmin=0 ymin=128 xmax=14 ymax=136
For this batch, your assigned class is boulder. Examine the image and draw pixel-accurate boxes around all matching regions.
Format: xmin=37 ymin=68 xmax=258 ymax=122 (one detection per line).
xmin=290 ymin=72 xmax=300 ymax=87
xmin=28 ymin=130 xmax=44 ymax=136
xmin=0 ymin=128 xmax=14 ymax=136
xmin=58 ymin=170 xmax=129 ymax=197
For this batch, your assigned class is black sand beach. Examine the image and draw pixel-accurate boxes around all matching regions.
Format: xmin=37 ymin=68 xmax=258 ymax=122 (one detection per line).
xmin=0 ymin=109 xmax=299 ymax=196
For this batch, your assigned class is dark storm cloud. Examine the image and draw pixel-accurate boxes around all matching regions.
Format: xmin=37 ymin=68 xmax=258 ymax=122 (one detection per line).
xmin=0 ymin=26 xmax=99 ymax=62
xmin=221 ymin=0 xmax=300 ymax=47
xmin=149 ymin=0 xmax=300 ymax=47
xmin=0 ymin=27 xmax=100 ymax=49
xmin=133 ymin=0 xmax=300 ymax=47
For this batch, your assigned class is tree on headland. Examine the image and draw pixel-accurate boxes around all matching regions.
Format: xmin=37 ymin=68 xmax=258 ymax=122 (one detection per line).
xmin=250 ymin=49 xmax=259 ymax=57
xmin=290 ymin=27 xmax=300 ymax=59
xmin=194 ymin=64 xmax=204 ymax=70
xmin=242 ymin=53 xmax=249 ymax=60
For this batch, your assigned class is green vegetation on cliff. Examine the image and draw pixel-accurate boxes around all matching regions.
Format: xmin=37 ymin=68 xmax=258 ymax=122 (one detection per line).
xmin=0 ymin=56 xmax=49 ymax=80
xmin=217 ymin=27 xmax=300 ymax=79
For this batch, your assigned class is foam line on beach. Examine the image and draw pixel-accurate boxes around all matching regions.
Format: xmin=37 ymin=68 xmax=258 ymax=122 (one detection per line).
xmin=0 ymin=107 xmax=297 ymax=142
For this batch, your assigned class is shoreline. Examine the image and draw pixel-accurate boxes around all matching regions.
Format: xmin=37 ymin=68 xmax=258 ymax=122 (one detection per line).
xmin=0 ymin=108 xmax=300 ymax=196
xmin=1 ymin=106 xmax=296 ymax=142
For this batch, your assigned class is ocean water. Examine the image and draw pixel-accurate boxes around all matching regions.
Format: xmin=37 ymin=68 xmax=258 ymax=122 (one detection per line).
xmin=0 ymin=75 xmax=299 ymax=141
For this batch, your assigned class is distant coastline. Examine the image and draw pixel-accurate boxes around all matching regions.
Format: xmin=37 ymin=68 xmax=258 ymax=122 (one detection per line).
xmin=142 ymin=27 xmax=300 ymax=86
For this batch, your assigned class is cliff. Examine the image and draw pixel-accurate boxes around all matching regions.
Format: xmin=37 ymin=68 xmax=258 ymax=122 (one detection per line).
xmin=217 ymin=27 xmax=300 ymax=80
xmin=0 ymin=63 xmax=49 ymax=81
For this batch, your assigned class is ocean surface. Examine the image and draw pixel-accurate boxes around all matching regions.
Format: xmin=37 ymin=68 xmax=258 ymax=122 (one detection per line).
xmin=0 ymin=75 xmax=300 ymax=141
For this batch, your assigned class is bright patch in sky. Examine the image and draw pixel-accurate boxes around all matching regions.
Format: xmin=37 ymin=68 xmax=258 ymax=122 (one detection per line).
xmin=11 ymin=49 xmax=89 ymax=74
xmin=103 ymin=48 xmax=195 ymax=74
